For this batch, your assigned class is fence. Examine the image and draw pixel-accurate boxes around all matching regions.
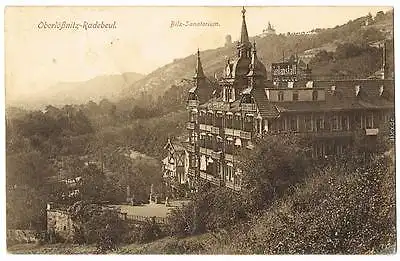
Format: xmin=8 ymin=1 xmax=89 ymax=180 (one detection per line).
xmin=125 ymin=215 xmax=166 ymax=224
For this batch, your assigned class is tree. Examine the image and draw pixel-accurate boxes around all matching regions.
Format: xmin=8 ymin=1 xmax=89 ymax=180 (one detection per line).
xmin=79 ymin=164 xmax=106 ymax=202
xmin=238 ymin=134 xmax=312 ymax=212
xmin=68 ymin=201 xmax=127 ymax=252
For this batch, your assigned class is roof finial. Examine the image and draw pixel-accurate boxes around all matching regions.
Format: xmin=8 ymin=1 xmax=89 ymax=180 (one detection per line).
xmin=194 ymin=48 xmax=205 ymax=79
xmin=242 ymin=6 xmax=246 ymax=17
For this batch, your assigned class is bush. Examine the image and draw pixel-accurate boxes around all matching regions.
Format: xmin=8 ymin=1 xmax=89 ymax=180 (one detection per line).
xmin=232 ymin=154 xmax=396 ymax=254
xmin=167 ymin=185 xmax=248 ymax=237
xmin=128 ymin=219 xmax=164 ymax=244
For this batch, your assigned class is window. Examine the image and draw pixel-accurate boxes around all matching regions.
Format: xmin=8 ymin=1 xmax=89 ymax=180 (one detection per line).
xmin=199 ymin=111 xmax=205 ymax=124
xmin=342 ymin=115 xmax=349 ymax=130
xmin=278 ymin=117 xmax=287 ymax=131
xmin=225 ymin=137 xmax=234 ymax=154
xmin=292 ymin=91 xmax=299 ymax=101
xmin=312 ymin=90 xmax=318 ymax=101
xmin=63 ymin=226 xmax=66 ymax=231
xmin=226 ymin=164 xmax=234 ymax=182
xmin=190 ymin=155 xmax=198 ymax=168
xmin=226 ymin=114 xmax=233 ymax=128
xmin=289 ymin=116 xmax=298 ymax=131
xmin=315 ymin=115 xmax=324 ymax=131
xmin=313 ymin=143 xmax=325 ymax=158
xmin=199 ymin=133 xmax=206 ymax=148
xmin=190 ymin=131 xmax=197 ymax=144
xmin=366 ymin=113 xmax=373 ymax=128
xmin=189 ymin=110 xmax=197 ymax=122
xmin=226 ymin=88 xmax=232 ymax=102
xmin=206 ymin=134 xmax=213 ymax=149
xmin=233 ymin=115 xmax=241 ymax=130
xmin=215 ymin=113 xmax=223 ymax=127
xmin=331 ymin=115 xmax=340 ymax=130
xmin=244 ymin=115 xmax=253 ymax=132
xmin=305 ymin=115 xmax=312 ymax=131
xmin=206 ymin=112 xmax=214 ymax=125
xmin=278 ymin=91 xmax=284 ymax=101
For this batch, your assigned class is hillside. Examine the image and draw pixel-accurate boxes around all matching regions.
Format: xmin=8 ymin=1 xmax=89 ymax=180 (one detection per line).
xmin=123 ymin=9 xmax=393 ymax=100
xmin=9 ymin=72 xmax=144 ymax=109
xmin=8 ymin=151 xmax=395 ymax=255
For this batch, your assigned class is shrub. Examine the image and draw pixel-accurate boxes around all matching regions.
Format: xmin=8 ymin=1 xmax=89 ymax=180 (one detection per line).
xmin=128 ymin=219 xmax=164 ymax=244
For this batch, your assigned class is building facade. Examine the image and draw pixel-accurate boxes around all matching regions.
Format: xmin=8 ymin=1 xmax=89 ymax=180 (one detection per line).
xmin=162 ymin=139 xmax=190 ymax=192
xmin=183 ymin=7 xmax=394 ymax=192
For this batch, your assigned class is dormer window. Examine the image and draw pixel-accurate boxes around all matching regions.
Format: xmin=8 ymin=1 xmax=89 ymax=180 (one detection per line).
xmin=278 ymin=91 xmax=284 ymax=101
xmin=312 ymin=90 xmax=318 ymax=101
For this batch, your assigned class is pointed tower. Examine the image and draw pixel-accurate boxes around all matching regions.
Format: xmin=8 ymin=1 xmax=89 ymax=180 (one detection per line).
xmin=247 ymin=41 xmax=267 ymax=88
xmin=237 ymin=7 xmax=252 ymax=59
xmin=194 ymin=48 xmax=205 ymax=79
xmin=231 ymin=7 xmax=252 ymax=81
xmin=190 ymin=49 xmax=211 ymax=104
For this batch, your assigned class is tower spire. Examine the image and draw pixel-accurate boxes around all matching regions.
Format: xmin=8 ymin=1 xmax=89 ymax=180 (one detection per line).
xmin=240 ymin=7 xmax=250 ymax=45
xmin=194 ymin=48 xmax=205 ymax=79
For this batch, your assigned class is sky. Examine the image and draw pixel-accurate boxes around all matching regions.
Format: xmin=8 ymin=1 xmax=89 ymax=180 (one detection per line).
xmin=5 ymin=6 xmax=393 ymax=102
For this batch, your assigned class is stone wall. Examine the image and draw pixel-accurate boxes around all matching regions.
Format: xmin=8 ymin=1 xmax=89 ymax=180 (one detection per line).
xmin=47 ymin=209 xmax=74 ymax=242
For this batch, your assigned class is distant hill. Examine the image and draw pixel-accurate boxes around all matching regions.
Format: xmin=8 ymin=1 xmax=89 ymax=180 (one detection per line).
xmin=9 ymin=72 xmax=144 ymax=109
xmin=123 ymin=9 xmax=393 ymax=101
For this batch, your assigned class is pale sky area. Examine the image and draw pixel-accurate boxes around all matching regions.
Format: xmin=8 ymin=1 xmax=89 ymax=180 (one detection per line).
xmin=5 ymin=6 xmax=393 ymax=102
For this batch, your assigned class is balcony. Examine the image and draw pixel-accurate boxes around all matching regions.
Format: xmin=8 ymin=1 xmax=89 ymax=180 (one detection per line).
xmin=200 ymin=171 xmax=220 ymax=186
xmin=211 ymin=126 xmax=220 ymax=135
xmin=200 ymin=124 xmax=212 ymax=132
xmin=241 ymin=103 xmax=256 ymax=112
xmin=187 ymin=100 xmax=199 ymax=108
xmin=186 ymin=122 xmax=195 ymax=130
xmin=199 ymin=147 xmax=213 ymax=156
xmin=240 ymin=131 xmax=251 ymax=140
xmin=211 ymin=151 xmax=222 ymax=160
xmin=233 ymin=129 xmax=241 ymax=137
xmin=225 ymin=128 xmax=234 ymax=136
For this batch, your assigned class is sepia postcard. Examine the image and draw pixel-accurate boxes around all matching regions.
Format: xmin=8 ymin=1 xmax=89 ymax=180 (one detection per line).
xmin=3 ymin=4 xmax=397 ymax=255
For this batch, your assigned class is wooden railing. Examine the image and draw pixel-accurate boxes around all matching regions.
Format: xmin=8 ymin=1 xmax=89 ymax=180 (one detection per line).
xmin=126 ymin=214 xmax=166 ymax=224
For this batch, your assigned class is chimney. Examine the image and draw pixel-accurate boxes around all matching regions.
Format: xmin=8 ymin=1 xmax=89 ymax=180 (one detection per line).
xmin=355 ymin=85 xmax=361 ymax=96
xmin=379 ymin=85 xmax=384 ymax=96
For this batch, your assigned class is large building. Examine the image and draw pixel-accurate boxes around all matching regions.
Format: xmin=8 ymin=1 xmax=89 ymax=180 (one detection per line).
xmin=164 ymin=7 xmax=394 ymax=192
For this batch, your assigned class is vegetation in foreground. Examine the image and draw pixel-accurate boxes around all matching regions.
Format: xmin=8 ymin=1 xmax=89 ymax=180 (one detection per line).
xmin=8 ymin=132 xmax=395 ymax=254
